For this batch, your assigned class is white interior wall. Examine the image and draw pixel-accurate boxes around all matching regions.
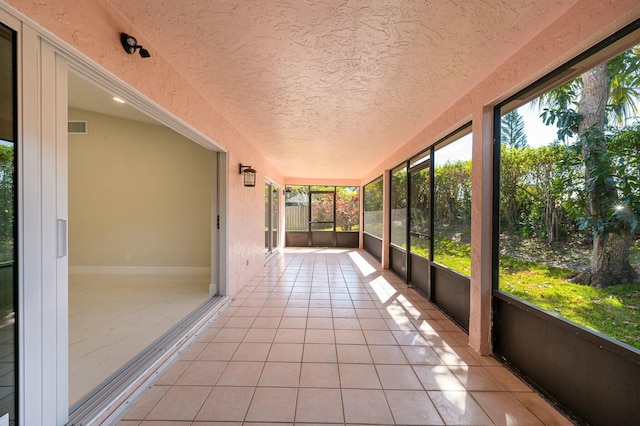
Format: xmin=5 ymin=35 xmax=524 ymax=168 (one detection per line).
xmin=68 ymin=107 xmax=213 ymax=272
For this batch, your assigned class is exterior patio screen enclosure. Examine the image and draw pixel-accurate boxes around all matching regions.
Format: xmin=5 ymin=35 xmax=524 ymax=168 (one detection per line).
xmin=387 ymin=125 xmax=472 ymax=331
xmin=285 ymin=185 xmax=359 ymax=248
xmin=363 ymin=177 xmax=383 ymax=261
xmin=492 ymin=23 xmax=640 ymax=425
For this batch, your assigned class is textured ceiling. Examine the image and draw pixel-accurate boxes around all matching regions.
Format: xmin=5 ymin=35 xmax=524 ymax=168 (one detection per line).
xmin=107 ymin=0 xmax=577 ymax=179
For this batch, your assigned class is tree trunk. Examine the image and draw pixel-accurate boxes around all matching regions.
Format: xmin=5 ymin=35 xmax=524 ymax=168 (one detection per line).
xmin=574 ymin=227 xmax=638 ymax=288
xmin=545 ymin=195 xmax=559 ymax=244
xmin=571 ymin=63 xmax=639 ymax=287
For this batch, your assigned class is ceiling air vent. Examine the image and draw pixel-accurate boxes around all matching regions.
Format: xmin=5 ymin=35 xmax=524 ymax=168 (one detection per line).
xmin=68 ymin=120 xmax=88 ymax=134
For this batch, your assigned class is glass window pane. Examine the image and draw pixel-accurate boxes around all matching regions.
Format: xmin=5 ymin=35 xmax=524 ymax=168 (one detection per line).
xmin=391 ymin=165 xmax=407 ymax=248
xmin=311 ymin=223 xmax=334 ymax=231
xmin=272 ymin=186 xmax=279 ymax=247
xmin=265 ymin=184 xmax=270 ymax=251
xmin=433 ymin=133 xmax=472 ymax=276
xmin=497 ymin=42 xmax=640 ymax=350
xmin=364 ymin=177 xmax=383 ymax=238
xmin=310 ymin=185 xmax=335 ymax=192
xmin=410 ymin=164 xmax=430 ymax=259
xmin=410 ymin=151 xmax=429 ymax=169
xmin=311 ymin=192 xmax=334 ymax=231
xmin=336 ymin=186 xmax=359 ymax=232
xmin=0 ymin=22 xmax=16 ymax=422
xmin=285 ymin=185 xmax=309 ymax=231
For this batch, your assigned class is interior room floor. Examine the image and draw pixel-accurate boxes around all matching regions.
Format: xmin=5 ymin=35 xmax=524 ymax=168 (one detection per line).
xmin=116 ymin=248 xmax=572 ymax=425
xmin=69 ymin=273 xmax=210 ymax=406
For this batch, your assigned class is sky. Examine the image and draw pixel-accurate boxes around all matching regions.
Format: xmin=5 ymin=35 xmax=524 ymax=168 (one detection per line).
xmin=433 ymin=100 xmax=560 ymax=165
xmin=518 ymin=103 xmax=561 ymax=147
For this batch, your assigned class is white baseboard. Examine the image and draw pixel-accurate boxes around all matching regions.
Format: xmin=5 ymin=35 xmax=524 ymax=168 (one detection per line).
xmin=69 ymin=266 xmax=211 ymax=275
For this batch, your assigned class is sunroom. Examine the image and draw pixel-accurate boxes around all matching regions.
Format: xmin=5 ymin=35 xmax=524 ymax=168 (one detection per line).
xmin=0 ymin=1 xmax=638 ymax=425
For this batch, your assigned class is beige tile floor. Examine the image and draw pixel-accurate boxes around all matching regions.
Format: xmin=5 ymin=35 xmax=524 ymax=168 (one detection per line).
xmin=116 ymin=248 xmax=572 ymax=425
xmin=69 ymin=273 xmax=210 ymax=405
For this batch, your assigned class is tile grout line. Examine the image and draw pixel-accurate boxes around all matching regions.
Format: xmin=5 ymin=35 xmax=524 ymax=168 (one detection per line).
xmin=122 ymin=249 xmax=571 ymax=425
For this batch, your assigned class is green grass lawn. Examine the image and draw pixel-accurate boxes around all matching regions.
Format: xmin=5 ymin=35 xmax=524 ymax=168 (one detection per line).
xmin=500 ymin=255 xmax=640 ymax=349
xmin=434 ymin=237 xmax=640 ymax=350
xmin=410 ymin=236 xmax=473 ymax=276
xmin=433 ymin=237 xmax=471 ymax=276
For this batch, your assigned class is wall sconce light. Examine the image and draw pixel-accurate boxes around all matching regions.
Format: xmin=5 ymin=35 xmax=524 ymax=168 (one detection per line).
xmin=120 ymin=32 xmax=151 ymax=58
xmin=239 ymin=164 xmax=256 ymax=187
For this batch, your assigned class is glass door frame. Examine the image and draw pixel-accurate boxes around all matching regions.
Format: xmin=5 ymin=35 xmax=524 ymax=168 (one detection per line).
xmin=0 ymin=18 xmax=17 ymax=426
xmin=309 ymin=189 xmax=336 ymax=247
xmin=408 ymin=153 xmax=434 ymax=262
xmin=407 ymin=152 xmax=434 ymax=295
xmin=265 ymin=181 xmax=279 ymax=254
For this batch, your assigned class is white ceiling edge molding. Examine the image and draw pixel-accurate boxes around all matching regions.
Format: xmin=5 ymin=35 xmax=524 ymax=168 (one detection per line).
xmin=68 ymin=61 xmax=225 ymax=154
xmin=0 ymin=1 xmax=224 ymax=154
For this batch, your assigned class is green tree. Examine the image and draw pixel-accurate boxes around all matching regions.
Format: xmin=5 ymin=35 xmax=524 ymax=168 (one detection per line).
xmin=501 ymin=110 xmax=528 ymax=148
xmin=538 ymin=45 xmax=640 ymax=287
xmin=364 ymin=180 xmax=383 ymax=212
xmin=311 ymin=192 xmax=334 ymax=229
xmin=0 ymin=144 xmax=14 ymax=261
xmin=391 ymin=167 xmax=408 ymax=247
xmin=391 ymin=168 xmax=407 ymax=210
xmin=336 ymin=186 xmax=360 ymax=231
xmin=500 ymin=145 xmax=566 ymax=241
xmin=433 ymin=160 xmax=472 ymax=225
xmin=410 ymin=167 xmax=430 ymax=240
xmin=499 ymin=146 xmax=528 ymax=230
xmin=364 ymin=179 xmax=383 ymax=237
xmin=522 ymin=144 xmax=565 ymax=242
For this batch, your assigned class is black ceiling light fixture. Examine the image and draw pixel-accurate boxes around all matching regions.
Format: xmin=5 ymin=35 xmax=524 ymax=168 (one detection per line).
xmin=120 ymin=32 xmax=151 ymax=58
xmin=239 ymin=164 xmax=257 ymax=187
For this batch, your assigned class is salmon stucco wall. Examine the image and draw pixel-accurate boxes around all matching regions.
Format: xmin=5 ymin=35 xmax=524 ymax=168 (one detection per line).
xmin=4 ymin=0 xmax=284 ymax=294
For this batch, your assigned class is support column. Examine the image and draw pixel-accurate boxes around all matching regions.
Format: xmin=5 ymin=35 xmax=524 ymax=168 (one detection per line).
xmin=469 ymin=106 xmax=494 ymax=355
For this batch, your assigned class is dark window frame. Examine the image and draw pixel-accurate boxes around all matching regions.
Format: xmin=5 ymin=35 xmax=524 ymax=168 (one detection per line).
xmin=492 ymin=19 xmax=640 ymax=294
xmin=363 ymin=176 xmax=383 ymax=239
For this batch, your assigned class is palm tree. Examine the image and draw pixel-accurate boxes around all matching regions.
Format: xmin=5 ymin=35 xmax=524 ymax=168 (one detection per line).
xmin=536 ymin=45 xmax=640 ymax=288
